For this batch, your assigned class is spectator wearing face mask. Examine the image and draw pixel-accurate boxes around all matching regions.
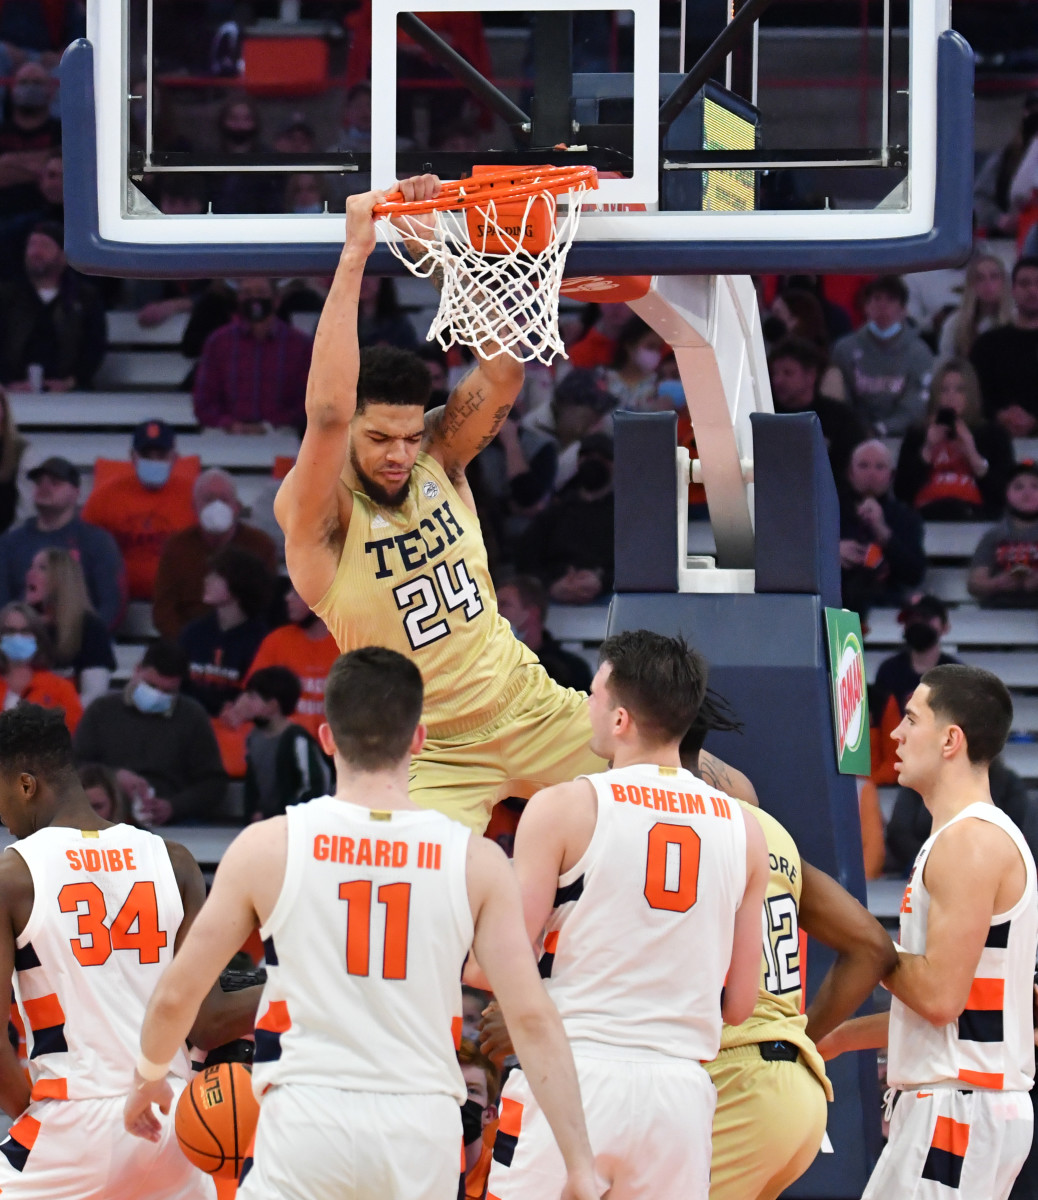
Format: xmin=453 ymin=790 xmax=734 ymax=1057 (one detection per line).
xmin=207 ymin=95 xmax=281 ymax=216
xmin=152 ymin=468 xmax=277 ymax=639
xmin=283 ymin=171 xmax=325 ymax=216
xmin=0 ymin=600 xmax=80 ymax=732
xmin=457 ymin=1038 xmax=501 ymax=1200
xmin=81 ymin=420 xmax=200 ymax=601
xmin=517 ymin=433 xmax=616 ymax=604
xmin=241 ymin=666 xmax=330 ymax=822
xmin=830 ymin=276 xmax=935 ymax=436
xmin=0 ymin=61 xmax=60 ymax=219
xmin=72 ymin=640 xmax=227 ymax=826
xmin=602 ymin=315 xmax=666 ymax=411
xmin=868 ymin=595 xmax=960 ymax=785
xmin=192 ymin=276 xmax=312 ymax=435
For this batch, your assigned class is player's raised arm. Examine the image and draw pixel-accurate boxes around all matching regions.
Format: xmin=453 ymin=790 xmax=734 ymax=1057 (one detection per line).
xmin=467 ymin=836 xmax=601 ymax=1200
xmin=721 ymin=806 xmax=769 ymax=1026
xmin=274 ymin=191 xmax=383 ymax=607
xmin=799 ymin=860 xmax=898 ymax=1043
xmin=124 ymin=822 xmax=278 ymax=1141
xmin=391 ymin=175 xmax=524 ymax=483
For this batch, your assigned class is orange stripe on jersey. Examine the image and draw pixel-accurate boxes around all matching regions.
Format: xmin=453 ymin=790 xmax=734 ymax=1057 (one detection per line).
xmin=931 ymin=1116 xmax=970 ymax=1157
xmin=22 ymin=993 xmax=65 ymax=1031
xmin=9 ymin=1114 xmax=40 ymax=1150
xmin=498 ymin=1098 xmax=524 ymax=1139
xmin=964 ymin=978 xmax=1004 ymax=1010
xmin=543 ymin=931 xmax=560 ymax=954
xmin=30 ymin=1078 xmax=67 ymax=1101
xmin=255 ymin=1000 xmax=291 ymax=1034
xmin=452 ymin=1016 xmax=462 ymax=1050
xmin=958 ymin=1068 xmax=1004 ymax=1089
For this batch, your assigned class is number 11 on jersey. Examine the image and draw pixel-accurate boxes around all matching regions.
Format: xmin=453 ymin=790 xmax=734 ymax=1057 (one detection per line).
xmin=339 ymin=880 xmax=412 ymax=979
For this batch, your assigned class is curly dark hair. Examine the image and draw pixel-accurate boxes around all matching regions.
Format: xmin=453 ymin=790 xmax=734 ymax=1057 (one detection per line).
xmin=356 ymin=346 xmax=431 ymax=413
xmin=0 ymin=704 xmax=75 ymax=783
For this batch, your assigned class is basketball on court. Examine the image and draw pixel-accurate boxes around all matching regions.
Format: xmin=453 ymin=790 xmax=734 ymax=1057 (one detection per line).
xmin=174 ymin=1062 xmax=259 ymax=1180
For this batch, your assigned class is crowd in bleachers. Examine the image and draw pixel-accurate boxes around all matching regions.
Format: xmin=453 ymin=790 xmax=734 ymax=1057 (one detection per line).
xmin=1 ymin=8 xmax=1038 ymax=905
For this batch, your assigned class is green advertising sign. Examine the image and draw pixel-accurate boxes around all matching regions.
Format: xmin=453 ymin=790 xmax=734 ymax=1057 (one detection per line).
xmin=824 ymin=607 xmax=871 ymax=775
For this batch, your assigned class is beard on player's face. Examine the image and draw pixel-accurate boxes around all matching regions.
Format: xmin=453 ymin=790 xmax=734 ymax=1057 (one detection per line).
xmin=350 ymin=444 xmax=411 ymax=509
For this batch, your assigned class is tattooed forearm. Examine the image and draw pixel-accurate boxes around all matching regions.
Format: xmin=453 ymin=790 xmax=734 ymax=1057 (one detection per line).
xmin=473 ymin=406 xmax=513 ymax=454
xmin=442 ymin=386 xmax=488 ymax=440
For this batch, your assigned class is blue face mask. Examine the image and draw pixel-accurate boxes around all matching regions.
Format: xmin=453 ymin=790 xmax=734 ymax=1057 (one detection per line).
xmin=135 ymin=458 xmax=172 ymax=489
xmin=131 ymin=680 xmax=174 ymax=715
xmin=867 ymin=321 xmax=903 ymax=341
xmin=657 ymin=379 xmax=686 ymax=411
xmin=0 ymin=633 xmax=35 ymax=663
xmin=292 ymin=202 xmax=324 ymax=215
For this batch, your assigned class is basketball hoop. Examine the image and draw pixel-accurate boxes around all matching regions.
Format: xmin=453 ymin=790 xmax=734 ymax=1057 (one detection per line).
xmin=374 ymin=165 xmax=598 ymax=365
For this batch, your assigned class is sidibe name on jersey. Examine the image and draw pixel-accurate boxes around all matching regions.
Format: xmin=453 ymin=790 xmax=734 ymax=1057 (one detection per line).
xmin=364 ymin=501 xmax=464 ymax=579
xmin=312 ymin=834 xmax=442 ymax=869
xmin=66 ymin=847 xmax=137 ymax=872
xmin=610 ymin=784 xmax=734 ymax=819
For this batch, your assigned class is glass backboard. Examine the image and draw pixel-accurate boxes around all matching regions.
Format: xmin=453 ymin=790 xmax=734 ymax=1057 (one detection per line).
xmin=62 ymin=0 xmax=972 ymax=277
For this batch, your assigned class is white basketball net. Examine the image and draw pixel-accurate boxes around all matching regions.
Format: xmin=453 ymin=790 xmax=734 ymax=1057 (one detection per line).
xmin=380 ymin=183 xmax=589 ymax=365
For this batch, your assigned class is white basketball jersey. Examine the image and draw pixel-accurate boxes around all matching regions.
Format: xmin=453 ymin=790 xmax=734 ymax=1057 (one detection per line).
xmin=540 ymin=764 xmax=748 ymax=1061
xmin=888 ymin=803 xmax=1038 ymax=1091
xmin=8 ymin=824 xmax=189 ymax=1101
xmin=252 ymin=795 xmax=473 ymax=1103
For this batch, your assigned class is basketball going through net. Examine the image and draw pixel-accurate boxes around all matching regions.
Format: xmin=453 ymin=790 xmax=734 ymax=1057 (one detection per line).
xmin=374 ymin=165 xmax=598 ymax=366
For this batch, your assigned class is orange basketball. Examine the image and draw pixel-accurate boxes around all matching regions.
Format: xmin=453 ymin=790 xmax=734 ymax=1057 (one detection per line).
xmin=175 ymin=1062 xmax=259 ymax=1180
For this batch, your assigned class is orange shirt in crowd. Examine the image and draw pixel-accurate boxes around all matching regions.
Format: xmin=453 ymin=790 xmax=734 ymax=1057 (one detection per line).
xmin=869 ymin=692 xmax=903 ymax=787
xmin=82 ymin=457 xmax=200 ymax=600
xmin=246 ymin=624 xmax=339 ymax=741
xmin=566 ymin=327 xmax=618 ymax=369
xmin=465 ymin=1120 xmax=499 ymax=1200
xmin=0 ymin=672 xmax=82 ymax=733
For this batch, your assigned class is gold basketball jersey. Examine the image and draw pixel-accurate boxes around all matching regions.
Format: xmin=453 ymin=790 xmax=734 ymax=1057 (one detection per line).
xmin=314 ymin=453 xmax=538 ymax=737
xmin=720 ymin=803 xmax=832 ymax=1097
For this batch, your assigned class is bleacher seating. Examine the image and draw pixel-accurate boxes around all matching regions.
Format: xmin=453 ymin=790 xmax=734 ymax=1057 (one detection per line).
xmin=12 ymin=306 xmax=1037 ymax=905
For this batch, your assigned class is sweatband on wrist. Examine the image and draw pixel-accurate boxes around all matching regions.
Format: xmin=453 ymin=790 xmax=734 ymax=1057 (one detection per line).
xmin=135 ymin=1054 xmax=171 ymax=1082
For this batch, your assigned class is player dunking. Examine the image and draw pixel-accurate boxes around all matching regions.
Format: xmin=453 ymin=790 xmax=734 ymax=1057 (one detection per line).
xmin=822 ymin=664 xmax=1038 ymax=1199
xmin=0 ymin=704 xmax=256 ymax=1199
xmin=485 ymin=631 xmax=769 ymax=1200
xmin=124 ymin=647 xmax=601 ymax=1200
xmin=273 ymin=177 xmax=608 ymax=831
